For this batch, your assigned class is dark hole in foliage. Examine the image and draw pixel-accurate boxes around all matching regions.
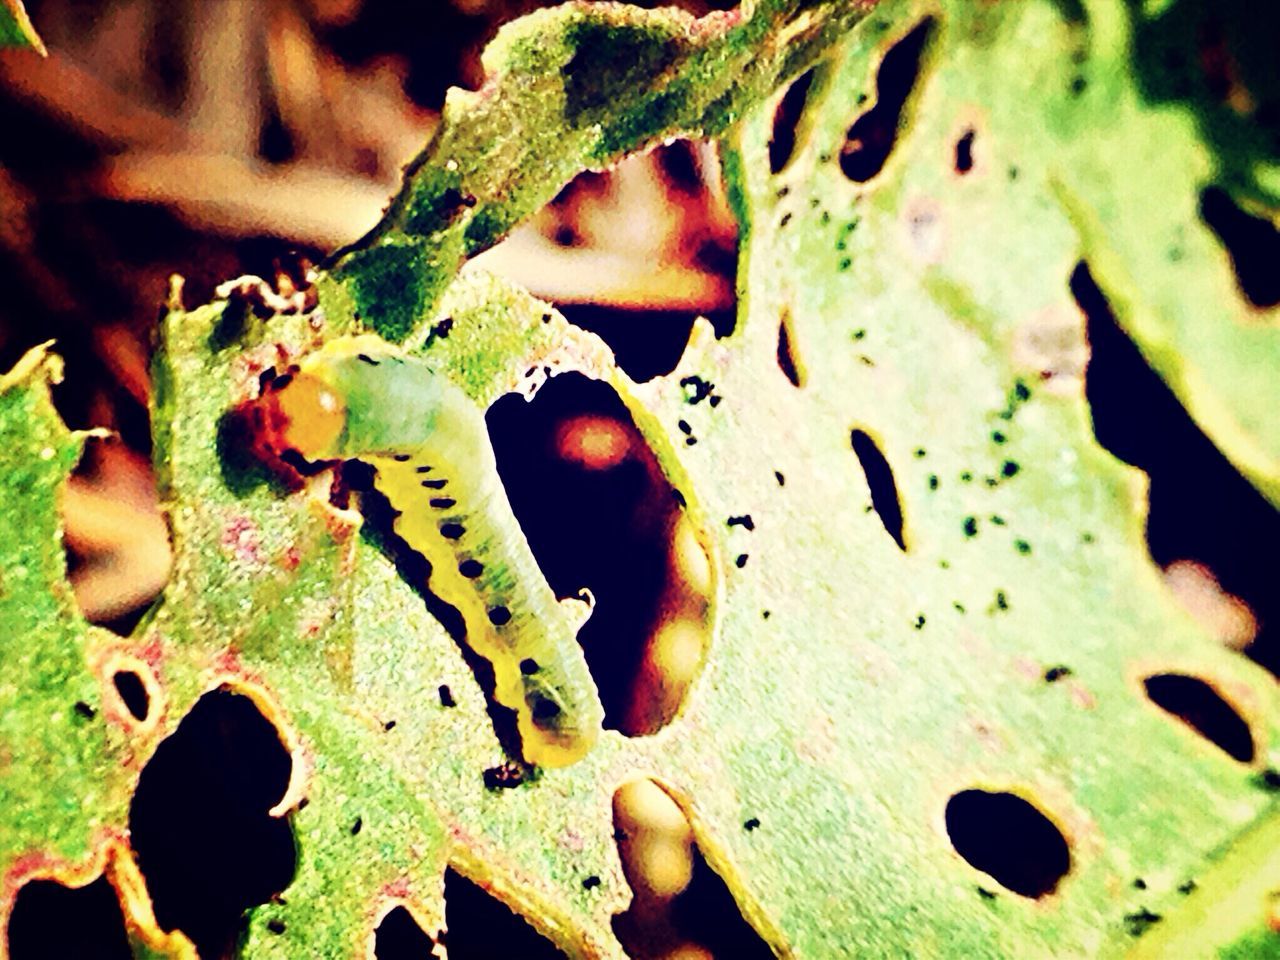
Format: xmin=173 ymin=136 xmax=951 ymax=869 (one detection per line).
xmin=374 ymin=905 xmax=440 ymax=959
xmin=612 ymin=783 xmax=774 ymax=960
xmin=1073 ymin=261 xmax=1280 ymax=675
xmin=1198 ymin=186 xmax=1280 ymax=308
xmin=487 ymin=373 xmax=690 ymax=735
xmin=1143 ymin=673 xmax=1255 ymax=762
xmin=769 ymin=68 xmax=818 ymax=174
xmin=776 ymin=310 xmax=804 ymax=387
xmin=850 ymin=430 xmax=906 ymax=550
xmin=8 ymin=875 xmax=131 ymax=960
xmin=112 ymin=670 xmax=149 ymax=721
xmin=128 ymin=688 xmax=297 ymax=959
xmin=443 ymin=868 xmax=566 ymax=960
xmin=557 ymin=304 xmax=736 ymax=383
xmin=840 ymin=18 xmax=935 ymax=183
xmin=954 ymin=128 xmax=975 ymax=173
xmin=945 ymin=790 xmax=1070 ymax=898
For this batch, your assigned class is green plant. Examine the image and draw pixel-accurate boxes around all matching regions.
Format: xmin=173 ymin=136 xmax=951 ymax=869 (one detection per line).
xmin=3 ymin=0 xmax=1278 ymax=957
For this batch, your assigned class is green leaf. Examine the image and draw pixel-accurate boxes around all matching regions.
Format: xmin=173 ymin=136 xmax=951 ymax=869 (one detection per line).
xmin=3 ymin=0 xmax=1279 ymax=956
xmin=0 ymin=0 xmax=46 ymax=55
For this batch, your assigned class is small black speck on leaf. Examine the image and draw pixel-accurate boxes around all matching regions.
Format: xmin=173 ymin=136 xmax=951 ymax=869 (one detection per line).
xmin=484 ymin=762 xmax=527 ymax=791
xmin=351 ymin=817 xmax=363 ymax=836
xmin=267 ymin=919 xmax=287 ymax=935
xmin=775 ymin=471 xmax=786 ymax=486
xmin=1254 ymin=768 xmax=1280 ymax=791
xmin=991 ymin=431 xmax=1006 ymax=444
xmin=994 ymin=590 xmax=1009 ymax=611
xmin=685 ymin=436 xmax=697 ymax=446
xmin=1001 ymin=460 xmax=1021 ymax=478
xmin=990 ymin=515 xmax=1006 ymax=526
xmin=1014 ymin=539 xmax=1031 ymax=555
xmin=583 ymin=876 xmax=602 ymax=890
xmin=962 ymin=516 xmax=978 ymax=537
xmin=73 ymin=701 xmax=95 ymax=720
xmin=1124 ymin=908 xmax=1162 ymax=937
xmin=728 ymin=515 xmax=755 ymax=530
xmin=1044 ymin=665 xmax=1072 ymax=683
xmin=1177 ymin=880 xmax=1197 ymax=895
xmin=677 ymin=419 xmax=692 ymax=435
xmin=914 ymin=448 xmax=926 ymax=458
xmin=673 ymin=489 xmax=687 ymax=508
xmin=1132 ymin=878 xmax=1146 ymax=890
xmin=953 ymin=602 xmax=966 ymax=613
xmin=438 ymin=685 xmax=455 ymax=708
xmin=977 ymin=887 xmax=997 ymax=900
xmin=927 ymin=474 xmax=939 ymax=490
xmin=383 ymin=719 xmax=397 ymax=731
xmin=520 ymin=658 xmax=539 ymax=675
xmin=735 ymin=554 xmax=749 ymax=568
xmin=913 ymin=614 xmax=926 ymax=630
xmin=960 ymin=471 xmax=972 ymax=483
xmin=838 ymin=257 xmax=852 ymax=271
xmin=744 ymin=817 xmax=761 ymax=831
xmin=762 ymin=610 xmax=772 ymax=620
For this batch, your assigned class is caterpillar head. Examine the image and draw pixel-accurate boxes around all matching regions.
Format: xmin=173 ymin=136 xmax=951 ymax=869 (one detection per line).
xmin=253 ymin=367 xmax=347 ymax=467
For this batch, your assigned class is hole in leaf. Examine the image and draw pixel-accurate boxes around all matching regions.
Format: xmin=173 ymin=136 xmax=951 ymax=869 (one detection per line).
xmin=945 ymin=790 xmax=1070 ymax=898
xmin=954 ymin=128 xmax=975 ymax=174
xmin=488 ymin=374 xmax=713 ymax=737
xmin=776 ymin=308 xmax=805 ymax=387
xmin=443 ymin=868 xmax=566 ymax=960
xmin=375 ymin=905 xmax=441 ymax=959
xmin=769 ymin=68 xmax=818 ymax=174
xmin=850 ymin=429 xmax=906 ymax=551
xmin=111 ymin=670 xmax=149 ymax=722
xmin=8 ymin=875 xmax=131 ymax=960
xmin=612 ymin=779 xmax=776 ymax=959
xmin=1074 ymin=261 xmax=1279 ymax=674
xmin=840 ymin=18 xmax=935 ymax=183
xmin=1199 ymin=186 xmax=1280 ymax=308
xmin=558 ymin=304 xmax=736 ymax=383
xmin=129 ymin=688 xmax=297 ymax=959
xmin=1143 ymin=673 xmax=1255 ymax=762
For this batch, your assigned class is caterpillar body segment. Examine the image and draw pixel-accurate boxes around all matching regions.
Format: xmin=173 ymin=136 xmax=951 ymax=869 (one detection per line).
xmin=257 ymin=335 xmax=603 ymax=767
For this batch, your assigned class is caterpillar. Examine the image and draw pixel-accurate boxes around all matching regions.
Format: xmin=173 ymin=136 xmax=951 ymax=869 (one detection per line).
xmin=254 ymin=334 xmax=603 ymax=768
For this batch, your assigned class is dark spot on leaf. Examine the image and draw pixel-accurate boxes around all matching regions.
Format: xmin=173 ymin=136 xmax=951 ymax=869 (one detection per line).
xmin=1143 ymin=673 xmax=1254 ymax=762
xmin=458 ymin=558 xmax=483 ymax=579
xmin=840 ymin=18 xmax=935 ymax=182
xmin=963 ymin=516 xmax=978 ymax=538
xmin=735 ymin=553 xmax=748 ymax=568
xmin=850 ymin=430 xmax=906 ymax=551
xmin=73 ymin=700 xmax=96 ymax=720
xmin=744 ymin=817 xmax=761 ymax=831
xmin=728 ymin=515 xmax=754 ymax=530
xmin=483 ymin=762 xmax=528 ymax=791
xmin=438 ymin=685 xmax=456 ymax=708
xmin=775 ymin=471 xmax=786 ymax=486
xmin=945 ymin=790 xmax=1070 ymax=898
xmin=350 ymin=817 xmax=363 ymax=836
xmin=583 ymin=875 xmax=602 ymax=890
xmin=488 ymin=606 xmax=511 ymax=626
xmin=519 ymin=658 xmax=539 ymax=675
xmin=1124 ymin=908 xmax=1162 ymax=937
xmin=1044 ymin=665 xmax=1072 ymax=683
xmin=954 ymin=128 xmax=975 ymax=173
xmin=776 ymin=309 xmax=805 ymax=387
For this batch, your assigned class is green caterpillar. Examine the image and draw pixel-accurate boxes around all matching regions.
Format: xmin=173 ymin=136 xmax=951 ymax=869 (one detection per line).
xmin=254 ymin=334 xmax=603 ymax=768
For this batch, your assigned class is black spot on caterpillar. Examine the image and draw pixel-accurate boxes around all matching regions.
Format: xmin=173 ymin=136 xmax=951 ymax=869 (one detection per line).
xmin=253 ymin=335 xmax=602 ymax=767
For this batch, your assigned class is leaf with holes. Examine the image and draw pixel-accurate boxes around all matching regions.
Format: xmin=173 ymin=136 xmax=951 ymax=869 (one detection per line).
xmin=4 ymin=0 xmax=1280 ymax=957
